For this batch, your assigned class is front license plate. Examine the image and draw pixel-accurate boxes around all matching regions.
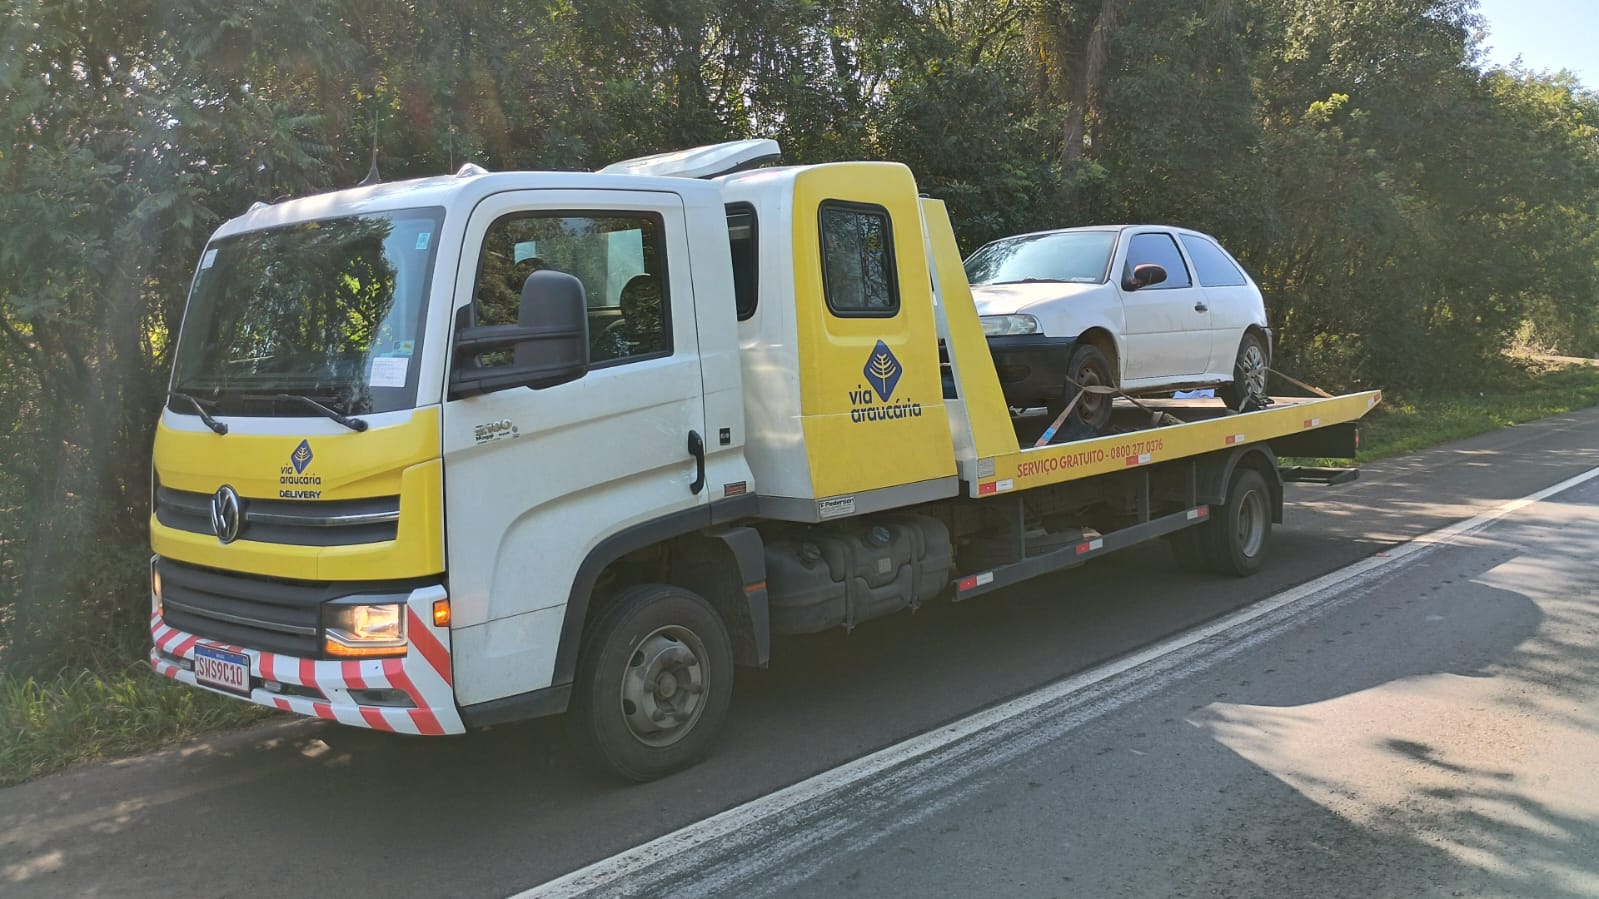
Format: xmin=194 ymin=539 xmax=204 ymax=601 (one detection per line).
xmin=193 ymin=644 xmax=251 ymax=696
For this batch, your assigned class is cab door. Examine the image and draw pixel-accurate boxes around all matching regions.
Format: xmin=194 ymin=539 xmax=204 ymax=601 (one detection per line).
xmin=1116 ymin=229 xmax=1212 ymax=382
xmin=441 ymin=189 xmax=709 ymax=706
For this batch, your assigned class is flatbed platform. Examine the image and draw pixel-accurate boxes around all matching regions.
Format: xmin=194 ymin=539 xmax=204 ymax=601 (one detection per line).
xmin=963 ymin=391 xmax=1381 ymax=498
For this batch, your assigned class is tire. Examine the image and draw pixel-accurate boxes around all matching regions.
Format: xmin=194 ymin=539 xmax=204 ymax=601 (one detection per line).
xmin=1047 ymin=343 xmax=1115 ymax=434
xmin=569 ymin=584 xmax=734 ymax=782
xmin=1217 ymin=332 xmax=1269 ymax=411
xmin=1199 ymin=466 xmax=1272 ymax=577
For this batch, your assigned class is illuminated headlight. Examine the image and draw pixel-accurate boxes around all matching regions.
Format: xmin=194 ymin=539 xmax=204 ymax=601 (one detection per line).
xmin=980 ymin=314 xmax=1041 ymax=337
xmin=323 ymin=602 xmax=408 ymax=658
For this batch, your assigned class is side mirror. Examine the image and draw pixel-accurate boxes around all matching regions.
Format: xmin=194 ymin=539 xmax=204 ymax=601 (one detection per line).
xmin=450 ymin=269 xmax=590 ymax=397
xmin=1123 ymin=263 xmax=1168 ymax=291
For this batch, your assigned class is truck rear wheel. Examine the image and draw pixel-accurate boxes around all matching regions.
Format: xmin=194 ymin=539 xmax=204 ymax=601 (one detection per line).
xmin=570 ymin=584 xmax=734 ymax=782
xmin=1168 ymin=467 xmax=1271 ymax=577
xmin=1208 ymin=467 xmax=1271 ymax=576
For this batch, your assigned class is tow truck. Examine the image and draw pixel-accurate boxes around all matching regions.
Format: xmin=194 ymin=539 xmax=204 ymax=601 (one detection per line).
xmin=148 ymin=140 xmax=1379 ymax=780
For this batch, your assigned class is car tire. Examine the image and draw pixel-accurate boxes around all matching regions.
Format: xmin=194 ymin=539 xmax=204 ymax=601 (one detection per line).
xmin=1218 ymin=332 xmax=1270 ymax=412
xmin=569 ymin=584 xmax=734 ymax=782
xmin=1047 ymin=343 xmax=1115 ymax=434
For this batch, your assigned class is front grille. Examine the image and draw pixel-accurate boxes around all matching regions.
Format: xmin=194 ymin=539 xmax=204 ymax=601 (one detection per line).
xmin=157 ymin=559 xmax=420 ymax=658
xmin=156 ymin=486 xmax=399 ymax=546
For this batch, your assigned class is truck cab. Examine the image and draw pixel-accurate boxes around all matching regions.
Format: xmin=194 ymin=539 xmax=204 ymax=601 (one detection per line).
xmin=152 ymin=142 xmax=955 ymax=760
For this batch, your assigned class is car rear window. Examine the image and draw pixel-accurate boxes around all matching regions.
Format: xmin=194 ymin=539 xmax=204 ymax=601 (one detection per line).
xmin=1180 ymin=234 xmax=1248 ymax=287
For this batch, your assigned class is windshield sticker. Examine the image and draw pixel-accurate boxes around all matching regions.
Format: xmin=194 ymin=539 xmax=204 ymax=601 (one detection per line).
xmin=397 ymin=340 xmax=415 ymax=357
xmin=369 ymin=356 xmax=409 ymax=388
xmin=200 ymin=248 xmax=218 ymax=269
xmin=415 ymin=232 xmax=432 ymax=251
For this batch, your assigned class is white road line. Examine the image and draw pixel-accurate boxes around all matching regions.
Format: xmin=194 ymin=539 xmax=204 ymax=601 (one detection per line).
xmin=512 ymin=464 xmax=1599 ymax=899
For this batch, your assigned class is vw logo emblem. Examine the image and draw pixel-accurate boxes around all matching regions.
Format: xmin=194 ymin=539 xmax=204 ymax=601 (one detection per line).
xmin=210 ymin=485 xmax=243 ymax=544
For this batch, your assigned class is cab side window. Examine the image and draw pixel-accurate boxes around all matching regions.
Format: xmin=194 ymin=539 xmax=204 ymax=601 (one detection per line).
xmin=473 ymin=212 xmax=670 ymax=367
xmin=727 ymin=203 xmax=759 ymax=321
xmin=820 ymin=201 xmax=898 ymax=316
xmin=1123 ymin=232 xmax=1192 ymax=289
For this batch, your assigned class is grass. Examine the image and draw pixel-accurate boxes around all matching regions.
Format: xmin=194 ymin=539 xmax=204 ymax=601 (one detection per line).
xmin=0 ymin=660 xmax=270 ymax=787
xmin=1344 ymin=355 xmax=1599 ymax=462
xmin=5 ymin=358 xmax=1599 ymax=790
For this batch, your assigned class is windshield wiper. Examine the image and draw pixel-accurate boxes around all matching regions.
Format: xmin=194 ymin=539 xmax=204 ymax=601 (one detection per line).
xmin=989 ymin=278 xmax=1069 ymax=285
xmin=169 ymin=390 xmax=228 ymax=435
xmin=263 ymin=393 xmax=369 ymax=432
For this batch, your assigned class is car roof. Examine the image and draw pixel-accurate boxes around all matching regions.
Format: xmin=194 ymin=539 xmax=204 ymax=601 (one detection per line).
xmin=979 ymin=224 xmax=1221 ymax=244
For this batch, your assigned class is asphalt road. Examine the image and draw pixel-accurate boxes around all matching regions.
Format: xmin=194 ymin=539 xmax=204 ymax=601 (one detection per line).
xmin=5 ymin=406 xmax=1599 ymax=898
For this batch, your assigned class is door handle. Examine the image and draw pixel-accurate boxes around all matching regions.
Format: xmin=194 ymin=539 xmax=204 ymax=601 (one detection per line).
xmin=687 ymin=430 xmax=706 ymax=496
xmin=1194 ymin=301 xmax=1208 ymax=312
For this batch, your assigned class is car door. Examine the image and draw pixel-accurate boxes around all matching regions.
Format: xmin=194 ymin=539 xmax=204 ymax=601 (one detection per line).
xmin=1178 ymin=232 xmax=1257 ymax=376
xmin=441 ymin=189 xmax=709 ymax=706
xmin=1116 ymin=230 xmax=1211 ymax=383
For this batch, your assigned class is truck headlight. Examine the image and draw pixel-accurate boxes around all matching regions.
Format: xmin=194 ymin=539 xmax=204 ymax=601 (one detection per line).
xmin=979 ymin=314 xmax=1040 ymax=337
xmin=323 ymin=602 xmax=408 ymax=658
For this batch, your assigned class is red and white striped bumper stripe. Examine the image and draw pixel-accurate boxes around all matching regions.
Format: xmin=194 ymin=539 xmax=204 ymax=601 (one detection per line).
xmin=148 ymin=588 xmax=463 ymax=736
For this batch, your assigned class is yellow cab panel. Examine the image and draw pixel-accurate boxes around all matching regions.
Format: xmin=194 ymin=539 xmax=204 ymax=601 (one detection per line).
xmin=150 ymin=407 xmax=444 ymax=581
xmin=789 ymin=163 xmax=957 ymax=499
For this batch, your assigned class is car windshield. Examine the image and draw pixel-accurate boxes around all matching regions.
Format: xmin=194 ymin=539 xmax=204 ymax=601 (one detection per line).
xmin=964 ymin=230 xmax=1117 ymax=286
xmin=170 ymin=207 xmax=444 ymax=416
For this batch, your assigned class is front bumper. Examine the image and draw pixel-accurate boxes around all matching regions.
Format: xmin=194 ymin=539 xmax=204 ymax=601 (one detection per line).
xmin=985 ymin=335 xmax=1077 ymax=408
xmin=149 ymin=584 xmax=465 ymax=736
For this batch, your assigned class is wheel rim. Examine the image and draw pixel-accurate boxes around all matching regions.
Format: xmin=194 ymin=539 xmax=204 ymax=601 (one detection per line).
xmin=1075 ymin=361 xmax=1109 ymax=420
xmin=618 ymin=625 xmax=708 ymax=747
xmin=1238 ymin=342 xmax=1268 ymax=399
xmin=1236 ymin=488 xmax=1266 ymax=558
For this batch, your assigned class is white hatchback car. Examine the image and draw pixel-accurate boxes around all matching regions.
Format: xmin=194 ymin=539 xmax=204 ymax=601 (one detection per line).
xmin=965 ymin=225 xmax=1272 ymax=431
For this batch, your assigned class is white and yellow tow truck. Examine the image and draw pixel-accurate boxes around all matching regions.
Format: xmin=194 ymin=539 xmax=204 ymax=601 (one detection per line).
xmin=148 ymin=140 xmax=1379 ymax=780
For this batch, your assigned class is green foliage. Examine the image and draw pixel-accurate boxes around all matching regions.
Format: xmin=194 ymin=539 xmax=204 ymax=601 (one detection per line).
xmin=0 ymin=662 xmax=271 ymax=787
xmin=1 ymin=0 xmax=1598 ymax=766
xmin=1348 ymin=358 xmax=1599 ymax=462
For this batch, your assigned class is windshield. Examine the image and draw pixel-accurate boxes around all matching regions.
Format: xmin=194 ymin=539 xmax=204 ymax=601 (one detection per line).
xmin=964 ymin=230 xmax=1117 ymax=286
xmin=170 ymin=207 xmax=444 ymax=416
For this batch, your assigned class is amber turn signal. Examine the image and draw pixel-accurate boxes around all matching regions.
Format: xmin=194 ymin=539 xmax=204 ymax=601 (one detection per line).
xmin=432 ymin=598 xmax=451 ymax=628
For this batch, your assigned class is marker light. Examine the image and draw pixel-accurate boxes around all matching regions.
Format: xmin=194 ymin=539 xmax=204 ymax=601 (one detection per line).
xmin=432 ymin=598 xmax=451 ymax=628
xmin=323 ymin=602 xmax=408 ymax=658
xmin=150 ymin=558 xmax=163 ymax=616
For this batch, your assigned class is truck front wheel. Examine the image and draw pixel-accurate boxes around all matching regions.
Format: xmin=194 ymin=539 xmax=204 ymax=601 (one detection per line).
xmin=570 ymin=584 xmax=734 ymax=781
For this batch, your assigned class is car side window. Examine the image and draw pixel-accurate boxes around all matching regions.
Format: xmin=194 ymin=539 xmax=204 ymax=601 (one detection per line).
xmin=1179 ymin=234 xmax=1248 ymax=287
xmin=1123 ymin=232 xmax=1192 ymax=289
xmin=819 ymin=201 xmax=899 ymax=317
xmin=473 ymin=212 xmax=670 ymax=368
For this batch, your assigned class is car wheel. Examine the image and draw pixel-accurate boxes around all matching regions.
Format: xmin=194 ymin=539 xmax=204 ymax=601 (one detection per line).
xmin=569 ymin=584 xmax=734 ymax=782
xmin=1218 ymin=332 xmax=1269 ymax=411
xmin=1047 ymin=343 xmax=1115 ymax=434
